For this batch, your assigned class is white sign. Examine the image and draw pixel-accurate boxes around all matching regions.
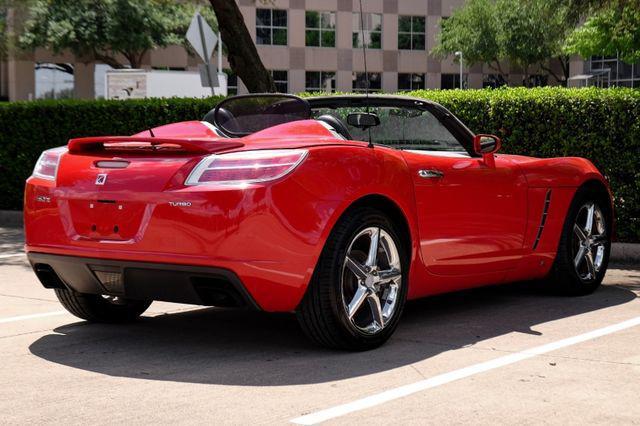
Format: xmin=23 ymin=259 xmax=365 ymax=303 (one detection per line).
xmin=105 ymin=70 xmax=225 ymax=99
xmin=186 ymin=13 xmax=218 ymax=62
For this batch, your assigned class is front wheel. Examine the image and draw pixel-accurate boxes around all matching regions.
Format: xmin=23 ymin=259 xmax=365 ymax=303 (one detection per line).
xmin=545 ymin=190 xmax=611 ymax=295
xmin=296 ymin=207 xmax=409 ymax=350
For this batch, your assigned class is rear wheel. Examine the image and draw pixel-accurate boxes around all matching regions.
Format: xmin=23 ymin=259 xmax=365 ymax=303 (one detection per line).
xmin=546 ymin=189 xmax=611 ymax=295
xmin=55 ymin=288 xmax=151 ymax=322
xmin=296 ymin=208 xmax=408 ymax=350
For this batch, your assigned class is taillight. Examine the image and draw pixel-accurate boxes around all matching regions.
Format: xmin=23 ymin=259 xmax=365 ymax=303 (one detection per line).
xmin=185 ymin=149 xmax=308 ymax=185
xmin=32 ymin=147 xmax=66 ymax=181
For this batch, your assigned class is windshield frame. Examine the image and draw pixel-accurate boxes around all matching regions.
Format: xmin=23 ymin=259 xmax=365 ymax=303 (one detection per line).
xmin=307 ymin=95 xmax=479 ymax=158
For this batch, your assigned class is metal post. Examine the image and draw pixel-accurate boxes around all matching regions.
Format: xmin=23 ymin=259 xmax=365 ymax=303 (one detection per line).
xmin=197 ymin=14 xmax=215 ymax=96
xmin=217 ymin=32 xmax=222 ymax=75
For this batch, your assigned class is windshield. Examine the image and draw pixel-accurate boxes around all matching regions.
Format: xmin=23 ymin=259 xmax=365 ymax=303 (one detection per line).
xmin=311 ymin=106 xmax=466 ymax=152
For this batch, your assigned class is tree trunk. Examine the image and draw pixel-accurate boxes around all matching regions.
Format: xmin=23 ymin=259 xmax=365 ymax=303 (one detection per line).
xmin=209 ymin=0 xmax=275 ymax=93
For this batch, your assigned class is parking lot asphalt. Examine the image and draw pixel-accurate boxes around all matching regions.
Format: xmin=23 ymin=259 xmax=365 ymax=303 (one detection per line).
xmin=1 ymin=226 xmax=639 ymax=425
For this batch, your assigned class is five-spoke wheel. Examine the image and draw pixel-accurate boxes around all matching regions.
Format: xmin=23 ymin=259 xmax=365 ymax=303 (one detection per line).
xmin=342 ymin=227 xmax=402 ymax=334
xmin=547 ymin=188 xmax=611 ymax=295
xmin=572 ymin=202 xmax=607 ymax=282
xmin=297 ymin=207 xmax=408 ymax=350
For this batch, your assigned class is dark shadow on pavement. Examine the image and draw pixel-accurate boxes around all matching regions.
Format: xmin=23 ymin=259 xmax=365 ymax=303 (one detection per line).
xmin=29 ymin=278 xmax=638 ymax=386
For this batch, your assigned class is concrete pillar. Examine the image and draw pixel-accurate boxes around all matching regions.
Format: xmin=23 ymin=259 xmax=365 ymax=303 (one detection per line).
xmin=8 ymin=59 xmax=34 ymax=101
xmin=74 ymin=62 xmax=95 ymax=99
xmin=427 ymin=72 xmax=440 ymax=89
xmin=382 ymin=71 xmax=397 ymax=92
xmin=468 ymin=73 xmax=483 ymax=89
xmin=289 ymin=69 xmax=305 ymax=94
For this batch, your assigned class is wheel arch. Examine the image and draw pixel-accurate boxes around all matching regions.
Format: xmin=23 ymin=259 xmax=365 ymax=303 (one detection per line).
xmin=340 ymin=194 xmax=413 ymax=255
xmin=306 ymin=192 xmax=418 ymax=297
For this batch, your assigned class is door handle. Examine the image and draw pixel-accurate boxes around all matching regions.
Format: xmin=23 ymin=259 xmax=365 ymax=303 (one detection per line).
xmin=418 ymin=169 xmax=444 ymax=179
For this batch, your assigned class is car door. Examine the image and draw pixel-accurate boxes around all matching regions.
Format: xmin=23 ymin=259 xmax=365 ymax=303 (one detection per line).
xmin=388 ymin=108 xmax=528 ymax=287
xmin=403 ymin=151 xmax=527 ymax=278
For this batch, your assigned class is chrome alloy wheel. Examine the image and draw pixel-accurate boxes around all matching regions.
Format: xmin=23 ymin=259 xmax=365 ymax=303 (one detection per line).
xmin=572 ymin=202 xmax=607 ymax=281
xmin=341 ymin=227 xmax=402 ymax=334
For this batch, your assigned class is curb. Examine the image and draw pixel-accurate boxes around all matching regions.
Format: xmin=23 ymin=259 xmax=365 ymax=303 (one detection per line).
xmin=0 ymin=210 xmax=637 ymax=264
xmin=610 ymin=243 xmax=640 ymax=265
xmin=0 ymin=210 xmax=22 ymax=228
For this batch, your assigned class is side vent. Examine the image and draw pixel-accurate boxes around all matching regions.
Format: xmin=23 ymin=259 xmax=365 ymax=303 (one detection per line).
xmin=533 ymin=189 xmax=552 ymax=250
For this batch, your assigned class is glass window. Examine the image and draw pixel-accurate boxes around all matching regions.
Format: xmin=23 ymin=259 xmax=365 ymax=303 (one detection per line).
xmin=398 ymin=16 xmax=425 ymax=50
xmin=256 ymin=9 xmax=287 ymax=45
xmin=271 ymin=70 xmax=288 ymax=93
xmin=305 ymin=11 xmax=336 ymax=47
xmin=352 ymin=13 xmax=382 ymax=49
xmin=352 ymin=72 xmax=382 ymax=92
xmin=441 ymin=73 xmax=467 ymax=89
xmin=398 ymin=73 xmax=425 ymax=91
xmin=35 ymin=63 xmax=75 ymax=99
xmin=482 ymin=74 xmax=508 ymax=88
xmin=224 ymin=69 xmax=239 ymax=95
xmin=305 ymin=71 xmax=336 ymax=92
xmin=311 ymin=105 xmax=465 ymax=152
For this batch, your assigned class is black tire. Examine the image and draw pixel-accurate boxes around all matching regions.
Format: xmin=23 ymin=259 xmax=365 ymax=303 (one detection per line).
xmin=296 ymin=207 xmax=409 ymax=350
xmin=545 ymin=187 xmax=612 ymax=296
xmin=54 ymin=288 xmax=151 ymax=323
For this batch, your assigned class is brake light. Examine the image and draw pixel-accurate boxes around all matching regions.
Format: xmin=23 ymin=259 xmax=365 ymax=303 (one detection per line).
xmin=185 ymin=149 xmax=308 ymax=185
xmin=32 ymin=147 xmax=66 ymax=180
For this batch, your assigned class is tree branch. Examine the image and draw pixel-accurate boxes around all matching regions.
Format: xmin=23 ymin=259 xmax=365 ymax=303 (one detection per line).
xmin=92 ymin=48 xmax=126 ymax=69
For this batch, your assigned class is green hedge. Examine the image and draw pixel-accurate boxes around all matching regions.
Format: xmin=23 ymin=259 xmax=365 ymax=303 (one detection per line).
xmin=0 ymin=88 xmax=638 ymax=241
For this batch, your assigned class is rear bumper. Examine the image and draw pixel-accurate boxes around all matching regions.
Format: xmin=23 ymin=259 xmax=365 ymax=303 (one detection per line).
xmin=27 ymin=252 xmax=260 ymax=310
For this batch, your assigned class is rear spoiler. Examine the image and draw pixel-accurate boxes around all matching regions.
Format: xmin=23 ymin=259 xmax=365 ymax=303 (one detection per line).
xmin=67 ymin=136 xmax=243 ymax=154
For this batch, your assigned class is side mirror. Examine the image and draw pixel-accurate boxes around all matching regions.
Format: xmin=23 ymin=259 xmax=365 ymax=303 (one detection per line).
xmin=347 ymin=112 xmax=380 ymax=129
xmin=473 ymin=134 xmax=501 ymax=167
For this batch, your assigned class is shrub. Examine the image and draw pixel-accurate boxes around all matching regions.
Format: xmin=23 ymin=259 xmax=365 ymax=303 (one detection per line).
xmin=0 ymin=88 xmax=638 ymax=241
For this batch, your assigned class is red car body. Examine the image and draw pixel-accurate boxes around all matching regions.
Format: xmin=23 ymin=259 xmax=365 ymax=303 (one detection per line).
xmin=24 ymin=95 xmax=611 ymax=315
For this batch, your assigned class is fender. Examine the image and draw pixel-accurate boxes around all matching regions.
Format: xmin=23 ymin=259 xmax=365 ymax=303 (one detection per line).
xmin=503 ymin=155 xmax=607 ymax=188
xmin=289 ymin=145 xmax=423 ymax=302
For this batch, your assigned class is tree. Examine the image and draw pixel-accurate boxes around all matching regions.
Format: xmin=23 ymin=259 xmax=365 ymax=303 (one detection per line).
xmin=432 ymin=0 xmax=508 ymax=81
xmin=564 ymin=0 xmax=640 ymax=63
xmin=208 ymin=0 xmax=275 ymax=92
xmin=497 ymin=0 xmax=572 ymax=85
xmin=432 ymin=0 xmax=574 ymax=86
xmin=19 ymin=0 xmax=215 ymax=70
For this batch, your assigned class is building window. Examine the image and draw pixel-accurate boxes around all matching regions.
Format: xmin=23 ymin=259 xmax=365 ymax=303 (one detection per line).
xmin=305 ymin=11 xmax=336 ymax=47
xmin=271 ymin=70 xmax=288 ymax=93
xmin=352 ymin=13 xmax=382 ymax=49
xmin=441 ymin=73 xmax=468 ymax=89
xmin=524 ymin=74 xmax=548 ymax=87
xmin=256 ymin=9 xmax=287 ymax=45
xmin=352 ymin=72 xmax=382 ymax=92
xmin=224 ymin=69 xmax=239 ymax=95
xmin=305 ymin=71 xmax=336 ymax=92
xmin=398 ymin=73 xmax=425 ymax=91
xmin=35 ymin=63 xmax=75 ymax=99
xmin=482 ymin=74 xmax=508 ymax=88
xmin=589 ymin=55 xmax=639 ymax=88
xmin=398 ymin=16 xmax=425 ymax=50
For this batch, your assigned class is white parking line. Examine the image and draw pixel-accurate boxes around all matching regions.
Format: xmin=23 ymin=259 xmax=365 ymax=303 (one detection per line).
xmin=291 ymin=315 xmax=640 ymax=425
xmin=0 ymin=310 xmax=68 ymax=324
xmin=0 ymin=253 xmax=25 ymax=259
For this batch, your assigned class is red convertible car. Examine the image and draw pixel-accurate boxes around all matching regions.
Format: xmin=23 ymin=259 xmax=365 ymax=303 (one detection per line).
xmin=25 ymin=94 xmax=613 ymax=350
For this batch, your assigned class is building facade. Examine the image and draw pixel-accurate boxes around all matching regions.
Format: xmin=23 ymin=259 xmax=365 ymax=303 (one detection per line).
xmin=1 ymin=0 xmax=638 ymax=101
